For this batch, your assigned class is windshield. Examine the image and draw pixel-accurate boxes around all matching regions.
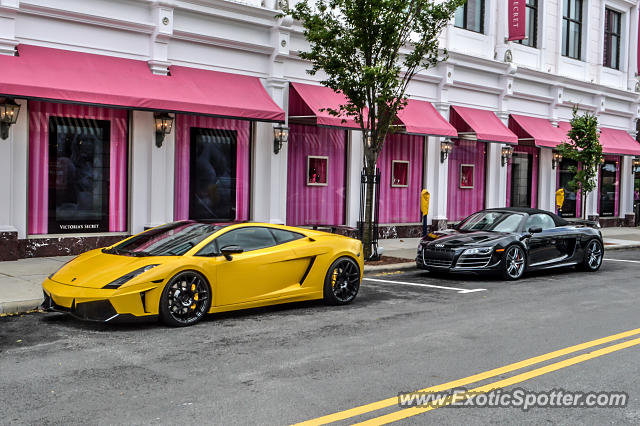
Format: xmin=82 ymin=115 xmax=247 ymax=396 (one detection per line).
xmin=457 ymin=212 xmax=524 ymax=233
xmin=103 ymin=222 xmax=225 ymax=256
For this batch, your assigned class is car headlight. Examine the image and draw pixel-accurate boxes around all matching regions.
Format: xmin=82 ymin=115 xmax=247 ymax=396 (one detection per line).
xmin=103 ymin=264 xmax=160 ymax=289
xmin=462 ymin=247 xmax=493 ymax=256
xmin=48 ymin=259 xmax=73 ymax=279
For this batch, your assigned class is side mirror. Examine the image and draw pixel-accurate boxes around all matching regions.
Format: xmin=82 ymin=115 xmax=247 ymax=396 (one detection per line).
xmin=528 ymin=226 xmax=543 ymax=234
xmin=220 ymin=245 xmax=243 ymax=261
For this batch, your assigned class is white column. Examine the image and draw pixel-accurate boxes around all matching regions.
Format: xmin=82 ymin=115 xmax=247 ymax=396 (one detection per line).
xmin=130 ymin=111 xmax=175 ymax=233
xmin=345 ymin=130 xmax=364 ymax=228
xmin=619 ymin=156 xmax=633 ymax=218
xmin=485 ymin=143 xmax=505 ymax=209
xmin=0 ymin=98 xmax=27 ymax=238
xmin=0 ymin=0 xmax=19 ymax=56
xmin=424 ymin=136 xmax=448 ymax=227
xmin=628 ymin=5 xmax=639 ymax=91
xmin=537 ymin=148 xmax=555 ymax=212
xmin=251 ymin=78 xmax=288 ymax=224
xmin=584 ymin=170 xmax=599 ymax=220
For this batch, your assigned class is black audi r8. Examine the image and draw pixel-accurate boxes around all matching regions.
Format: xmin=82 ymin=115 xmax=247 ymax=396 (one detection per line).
xmin=416 ymin=208 xmax=604 ymax=280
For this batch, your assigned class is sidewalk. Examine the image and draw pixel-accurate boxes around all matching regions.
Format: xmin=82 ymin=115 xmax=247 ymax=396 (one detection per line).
xmin=1 ymin=228 xmax=638 ymax=315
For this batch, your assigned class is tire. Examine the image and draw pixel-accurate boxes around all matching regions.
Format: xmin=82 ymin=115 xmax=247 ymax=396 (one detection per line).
xmin=501 ymin=244 xmax=526 ymax=281
xmin=578 ymin=239 xmax=603 ymax=272
xmin=159 ymin=270 xmax=212 ymax=327
xmin=323 ymin=257 xmax=361 ymax=305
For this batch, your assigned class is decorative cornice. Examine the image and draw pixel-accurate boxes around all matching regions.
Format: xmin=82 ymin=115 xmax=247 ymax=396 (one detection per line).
xmin=18 ymin=2 xmax=155 ymax=34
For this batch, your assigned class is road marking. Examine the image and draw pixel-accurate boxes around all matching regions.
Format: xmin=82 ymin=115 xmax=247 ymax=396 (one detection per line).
xmin=604 ymin=258 xmax=640 ymax=264
xmin=363 ymin=278 xmax=486 ymax=294
xmin=356 ymin=337 xmax=640 ymax=425
xmin=293 ymin=327 xmax=640 ymax=425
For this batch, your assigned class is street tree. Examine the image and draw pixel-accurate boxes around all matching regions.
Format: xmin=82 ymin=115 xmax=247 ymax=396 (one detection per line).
xmin=557 ymin=107 xmax=603 ymax=220
xmin=283 ymin=0 xmax=464 ymax=258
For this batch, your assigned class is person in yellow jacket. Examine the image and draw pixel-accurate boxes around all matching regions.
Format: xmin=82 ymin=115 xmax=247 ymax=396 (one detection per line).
xmin=556 ymin=188 xmax=565 ymax=216
xmin=421 ymin=189 xmax=430 ymax=237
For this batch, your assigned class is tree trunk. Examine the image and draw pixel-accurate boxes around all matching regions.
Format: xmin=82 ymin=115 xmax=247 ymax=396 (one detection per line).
xmin=581 ymin=188 xmax=586 ymax=220
xmin=362 ymin=160 xmax=377 ymax=259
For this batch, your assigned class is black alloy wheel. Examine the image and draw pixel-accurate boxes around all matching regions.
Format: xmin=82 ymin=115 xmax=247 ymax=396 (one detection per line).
xmin=579 ymin=239 xmax=603 ymax=272
xmin=159 ymin=271 xmax=211 ymax=327
xmin=323 ymin=257 xmax=360 ymax=305
xmin=502 ymin=245 xmax=526 ymax=280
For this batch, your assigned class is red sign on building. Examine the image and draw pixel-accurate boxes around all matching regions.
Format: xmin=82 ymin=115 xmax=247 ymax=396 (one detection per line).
xmin=508 ymin=0 xmax=526 ymax=41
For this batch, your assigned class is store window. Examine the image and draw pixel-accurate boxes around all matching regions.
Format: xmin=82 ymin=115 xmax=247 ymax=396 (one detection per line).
xmin=562 ymin=0 xmax=583 ymax=60
xmin=454 ymin=0 xmax=485 ymax=34
xmin=509 ymin=152 xmax=533 ymax=208
xmin=603 ymin=8 xmax=621 ymax=70
xmin=189 ymin=128 xmax=237 ymax=221
xmin=391 ymin=160 xmax=409 ymax=187
xmin=307 ymin=156 xmax=329 ymax=186
xmin=48 ymin=117 xmax=111 ymax=233
xmin=558 ymin=159 xmax=578 ymax=218
xmin=28 ymin=102 xmax=128 ymax=235
xmin=599 ymin=159 xmax=618 ymax=217
xmin=517 ymin=0 xmax=538 ymax=48
xmin=174 ymin=115 xmax=251 ymax=223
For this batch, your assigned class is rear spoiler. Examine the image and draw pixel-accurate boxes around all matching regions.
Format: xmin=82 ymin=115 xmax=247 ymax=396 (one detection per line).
xmin=565 ymin=218 xmax=600 ymax=229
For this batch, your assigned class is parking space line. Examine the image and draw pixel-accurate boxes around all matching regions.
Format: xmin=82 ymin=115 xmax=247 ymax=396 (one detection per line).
xmin=293 ymin=327 xmax=640 ymax=426
xmin=363 ymin=278 xmax=486 ymax=294
xmin=604 ymin=258 xmax=640 ymax=264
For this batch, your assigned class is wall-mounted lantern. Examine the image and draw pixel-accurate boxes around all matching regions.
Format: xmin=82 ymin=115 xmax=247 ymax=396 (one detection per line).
xmin=632 ymin=157 xmax=640 ymax=173
xmin=440 ymin=139 xmax=453 ymax=163
xmin=154 ymin=112 xmax=174 ymax=148
xmin=501 ymin=145 xmax=514 ymax=167
xmin=273 ymin=124 xmax=289 ymax=154
xmin=552 ymin=151 xmax=563 ymax=169
xmin=0 ymin=98 xmax=21 ymax=140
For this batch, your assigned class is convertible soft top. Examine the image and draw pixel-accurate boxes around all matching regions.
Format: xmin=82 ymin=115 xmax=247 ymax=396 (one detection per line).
xmin=483 ymin=207 xmax=569 ymax=227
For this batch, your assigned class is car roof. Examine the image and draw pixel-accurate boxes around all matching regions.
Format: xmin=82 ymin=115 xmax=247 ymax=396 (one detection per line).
xmin=482 ymin=207 xmax=569 ymax=226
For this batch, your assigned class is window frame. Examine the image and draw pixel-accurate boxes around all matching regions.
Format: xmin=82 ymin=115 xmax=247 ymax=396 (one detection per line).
xmin=195 ymin=226 xmax=304 ymax=257
xmin=47 ymin=116 xmax=112 ymax=234
xmin=517 ymin=0 xmax=539 ymax=48
xmin=562 ymin=0 xmax=584 ymax=60
xmin=454 ymin=0 xmax=485 ymax=34
xmin=603 ymin=7 xmax=622 ymax=70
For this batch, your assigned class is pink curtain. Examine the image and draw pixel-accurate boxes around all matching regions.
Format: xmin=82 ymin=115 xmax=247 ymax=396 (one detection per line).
xmin=505 ymin=145 xmax=539 ymax=208
xmin=174 ymin=114 xmax=250 ymax=221
xmin=377 ymin=133 xmax=424 ymax=223
xmin=286 ymin=124 xmax=347 ymax=226
xmin=28 ymin=101 xmax=128 ymax=235
xmin=447 ymin=139 xmax=486 ymax=222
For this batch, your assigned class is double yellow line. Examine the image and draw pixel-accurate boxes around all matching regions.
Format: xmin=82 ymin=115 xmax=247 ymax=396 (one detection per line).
xmin=295 ymin=327 xmax=640 ymax=425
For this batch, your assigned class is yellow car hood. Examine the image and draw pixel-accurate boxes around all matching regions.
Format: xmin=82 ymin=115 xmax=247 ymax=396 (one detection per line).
xmin=51 ymin=250 xmax=167 ymax=288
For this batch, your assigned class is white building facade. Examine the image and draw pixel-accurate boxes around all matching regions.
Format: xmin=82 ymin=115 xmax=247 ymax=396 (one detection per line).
xmin=0 ymin=0 xmax=638 ymax=260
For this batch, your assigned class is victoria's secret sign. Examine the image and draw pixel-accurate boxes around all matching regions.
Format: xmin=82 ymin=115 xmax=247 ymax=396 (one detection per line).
xmin=508 ymin=0 xmax=526 ymax=41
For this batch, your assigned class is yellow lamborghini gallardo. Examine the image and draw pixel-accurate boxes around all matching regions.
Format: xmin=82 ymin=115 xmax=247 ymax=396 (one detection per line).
xmin=42 ymin=222 xmax=363 ymax=326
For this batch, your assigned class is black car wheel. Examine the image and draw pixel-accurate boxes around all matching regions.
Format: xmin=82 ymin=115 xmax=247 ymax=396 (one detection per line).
xmin=159 ymin=271 xmax=211 ymax=327
xmin=502 ymin=245 xmax=526 ymax=280
xmin=323 ymin=257 xmax=360 ymax=305
xmin=578 ymin=239 xmax=603 ymax=272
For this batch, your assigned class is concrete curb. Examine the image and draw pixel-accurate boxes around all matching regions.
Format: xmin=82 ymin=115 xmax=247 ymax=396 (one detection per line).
xmin=604 ymin=244 xmax=640 ymax=251
xmin=0 ymin=298 xmax=42 ymax=315
xmin=364 ymin=262 xmax=415 ymax=273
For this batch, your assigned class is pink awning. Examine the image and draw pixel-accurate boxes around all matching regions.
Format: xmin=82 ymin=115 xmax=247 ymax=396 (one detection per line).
xmin=0 ymin=44 xmax=285 ymax=122
xmin=288 ymin=82 xmax=360 ymax=129
xmin=397 ymin=100 xmax=457 ymax=137
xmin=599 ymin=127 xmax=640 ymax=156
xmin=450 ymin=105 xmax=517 ymax=144
xmin=509 ymin=114 xmax=567 ymax=148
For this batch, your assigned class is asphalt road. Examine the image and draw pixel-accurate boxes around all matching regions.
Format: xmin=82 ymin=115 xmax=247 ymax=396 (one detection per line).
xmin=1 ymin=249 xmax=640 ymax=425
